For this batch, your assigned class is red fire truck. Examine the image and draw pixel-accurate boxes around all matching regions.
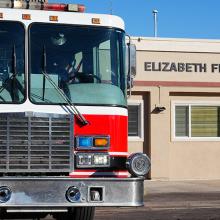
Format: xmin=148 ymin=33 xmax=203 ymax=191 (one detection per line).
xmin=0 ymin=0 xmax=150 ymax=219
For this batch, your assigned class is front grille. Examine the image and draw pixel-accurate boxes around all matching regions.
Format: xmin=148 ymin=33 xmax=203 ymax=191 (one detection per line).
xmin=0 ymin=112 xmax=73 ymax=174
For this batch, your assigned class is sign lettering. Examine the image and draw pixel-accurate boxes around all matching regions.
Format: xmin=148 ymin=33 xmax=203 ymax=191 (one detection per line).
xmin=144 ymin=62 xmax=220 ymax=73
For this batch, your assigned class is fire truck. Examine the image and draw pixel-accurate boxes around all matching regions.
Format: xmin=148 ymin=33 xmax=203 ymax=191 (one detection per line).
xmin=0 ymin=0 xmax=150 ymax=219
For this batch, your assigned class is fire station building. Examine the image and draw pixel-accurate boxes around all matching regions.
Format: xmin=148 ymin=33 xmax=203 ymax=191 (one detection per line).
xmin=128 ymin=37 xmax=220 ymax=180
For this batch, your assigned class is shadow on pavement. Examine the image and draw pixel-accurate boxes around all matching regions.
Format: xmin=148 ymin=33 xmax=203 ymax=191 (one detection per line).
xmin=94 ymin=192 xmax=220 ymax=220
xmin=95 ymin=207 xmax=220 ymax=220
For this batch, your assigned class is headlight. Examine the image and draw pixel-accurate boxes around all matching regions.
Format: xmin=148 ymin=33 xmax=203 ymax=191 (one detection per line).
xmin=76 ymin=136 xmax=110 ymax=150
xmin=76 ymin=153 xmax=110 ymax=168
xmin=77 ymin=154 xmax=93 ymax=166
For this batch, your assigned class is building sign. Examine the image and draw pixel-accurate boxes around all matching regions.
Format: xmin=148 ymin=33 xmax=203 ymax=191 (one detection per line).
xmin=144 ymin=62 xmax=220 ymax=73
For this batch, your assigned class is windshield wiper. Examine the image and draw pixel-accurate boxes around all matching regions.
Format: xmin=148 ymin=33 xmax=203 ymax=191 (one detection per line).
xmin=41 ymin=70 xmax=89 ymax=126
xmin=42 ymin=45 xmax=46 ymax=101
xmin=11 ymin=44 xmax=17 ymax=101
xmin=41 ymin=46 xmax=89 ymax=126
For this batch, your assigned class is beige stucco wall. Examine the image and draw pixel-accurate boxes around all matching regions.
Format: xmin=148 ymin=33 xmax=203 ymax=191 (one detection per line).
xmin=136 ymin=51 xmax=220 ymax=82
xmin=129 ymin=37 xmax=220 ymax=180
xmin=169 ymin=94 xmax=220 ymax=180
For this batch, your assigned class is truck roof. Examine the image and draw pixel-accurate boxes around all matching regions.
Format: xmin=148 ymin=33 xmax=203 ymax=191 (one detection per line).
xmin=0 ymin=7 xmax=125 ymax=30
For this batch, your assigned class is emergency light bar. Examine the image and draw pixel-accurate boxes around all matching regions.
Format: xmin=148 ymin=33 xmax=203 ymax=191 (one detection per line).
xmin=0 ymin=0 xmax=85 ymax=12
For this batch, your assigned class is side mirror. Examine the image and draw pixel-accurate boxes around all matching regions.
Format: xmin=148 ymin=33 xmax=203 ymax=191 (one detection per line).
xmin=127 ymin=42 xmax=136 ymax=94
xmin=129 ymin=44 xmax=136 ymax=77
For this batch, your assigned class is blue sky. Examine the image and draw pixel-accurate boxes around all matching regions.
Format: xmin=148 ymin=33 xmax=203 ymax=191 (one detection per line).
xmin=52 ymin=0 xmax=220 ymax=39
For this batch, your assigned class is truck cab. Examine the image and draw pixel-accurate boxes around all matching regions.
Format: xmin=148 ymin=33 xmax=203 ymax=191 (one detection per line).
xmin=0 ymin=1 xmax=150 ymax=219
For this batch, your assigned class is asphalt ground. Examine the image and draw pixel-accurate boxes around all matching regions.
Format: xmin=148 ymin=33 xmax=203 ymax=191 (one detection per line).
xmin=94 ymin=180 xmax=220 ymax=220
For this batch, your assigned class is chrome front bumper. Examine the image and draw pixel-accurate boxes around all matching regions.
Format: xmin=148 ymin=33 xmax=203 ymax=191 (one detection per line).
xmin=0 ymin=177 xmax=144 ymax=207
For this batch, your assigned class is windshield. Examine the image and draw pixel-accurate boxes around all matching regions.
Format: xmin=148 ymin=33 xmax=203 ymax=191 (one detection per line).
xmin=29 ymin=23 xmax=126 ymax=106
xmin=0 ymin=21 xmax=25 ymax=103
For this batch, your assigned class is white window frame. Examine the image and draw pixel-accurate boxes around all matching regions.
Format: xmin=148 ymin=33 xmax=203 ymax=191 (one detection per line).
xmin=128 ymin=100 xmax=144 ymax=142
xmin=172 ymin=101 xmax=220 ymax=141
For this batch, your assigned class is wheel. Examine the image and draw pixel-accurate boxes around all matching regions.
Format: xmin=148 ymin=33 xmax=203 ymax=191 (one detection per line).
xmin=74 ymin=207 xmax=95 ymax=220
xmin=54 ymin=207 xmax=95 ymax=220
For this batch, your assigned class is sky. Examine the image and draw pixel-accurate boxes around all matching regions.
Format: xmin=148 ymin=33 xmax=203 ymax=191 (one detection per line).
xmin=52 ymin=0 xmax=220 ymax=39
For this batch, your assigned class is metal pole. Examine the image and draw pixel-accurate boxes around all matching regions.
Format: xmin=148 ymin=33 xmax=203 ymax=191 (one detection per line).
xmin=110 ymin=0 xmax=113 ymax=14
xmin=153 ymin=9 xmax=158 ymax=37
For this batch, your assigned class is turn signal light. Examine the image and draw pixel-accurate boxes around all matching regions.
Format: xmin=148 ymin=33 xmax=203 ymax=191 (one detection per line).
xmin=92 ymin=18 xmax=101 ymax=24
xmin=49 ymin=15 xmax=58 ymax=22
xmin=94 ymin=138 xmax=108 ymax=147
xmin=22 ymin=14 xmax=31 ymax=20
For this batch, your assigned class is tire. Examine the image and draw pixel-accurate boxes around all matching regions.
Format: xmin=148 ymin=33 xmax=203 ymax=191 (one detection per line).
xmin=54 ymin=207 xmax=95 ymax=220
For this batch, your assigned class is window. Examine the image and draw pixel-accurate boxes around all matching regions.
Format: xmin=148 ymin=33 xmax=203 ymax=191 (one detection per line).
xmin=29 ymin=23 xmax=126 ymax=106
xmin=128 ymin=101 xmax=143 ymax=140
xmin=128 ymin=105 xmax=139 ymax=136
xmin=0 ymin=21 xmax=25 ymax=103
xmin=174 ymin=104 xmax=220 ymax=139
xmin=175 ymin=106 xmax=189 ymax=137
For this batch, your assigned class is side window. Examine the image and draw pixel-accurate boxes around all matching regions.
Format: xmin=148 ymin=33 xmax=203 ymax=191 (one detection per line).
xmin=74 ymin=52 xmax=82 ymax=72
xmin=93 ymin=38 xmax=121 ymax=86
xmin=128 ymin=101 xmax=144 ymax=140
xmin=191 ymin=106 xmax=220 ymax=137
xmin=175 ymin=106 xmax=189 ymax=137
xmin=98 ymin=40 xmax=111 ymax=81
xmin=174 ymin=104 xmax=220 ymax=139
